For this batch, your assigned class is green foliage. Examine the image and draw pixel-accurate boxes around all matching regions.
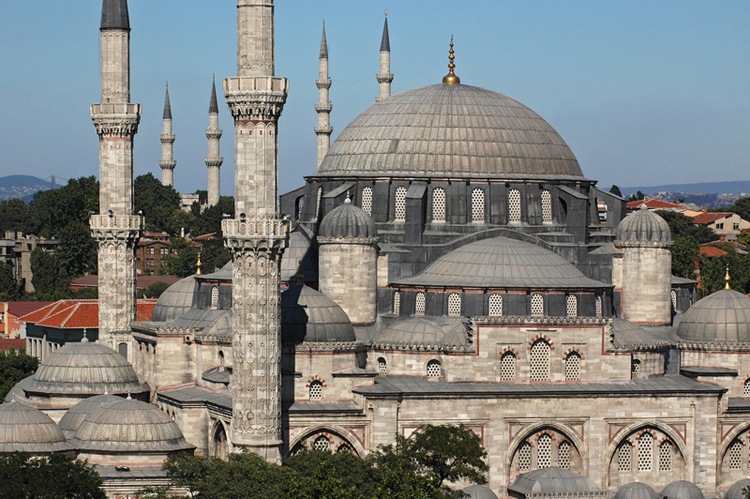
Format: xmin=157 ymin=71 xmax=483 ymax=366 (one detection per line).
xmin=191 ymin=196 xmax=235 ymax=238
xmin=698 ymin=248 xmax=750 ymax=297
xmin=56 ymin=220 xmax=97 ymax=277
xmin=30 ymin=248 xmax=70 ymax=300
xmin=671 ymin=235 xmax=699 ymax=280
xmin=284 ymin=449 xmax=378 ymax=498
xmin=30 ymin=176 xmax=99 ymax=239
xmin=409 ymin=424 xmax=489 ymax=487
xmin=609 ymin=185 xmax=622 ymax=197
xmin=137 ymin=280 xmax=172 ymax=299
xmin=0 ymin=199 xmax=36 ymax=235
xmin=654 ymin=210 xmax=718 ymax=244
xmin=0 ymin=262 xmax=22 ymax=301
xmin=0 ymin=348 xmax=38 ymax=401
xmin=134 ymin=173 xmax=182 ymax=233
xmin=738 ymin=230 xmax=750 ymax=248
xmin=161 ymin=238 xmax=230 ymax=278
xmin=727 ymin=196 xmax=750 ymax=222
xmin=0 ymin=452 xmax=106 ymax=499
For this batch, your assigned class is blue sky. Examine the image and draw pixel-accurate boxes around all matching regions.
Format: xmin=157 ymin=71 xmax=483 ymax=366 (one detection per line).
xmin=1 ymin=1 xmax=749 ymax=195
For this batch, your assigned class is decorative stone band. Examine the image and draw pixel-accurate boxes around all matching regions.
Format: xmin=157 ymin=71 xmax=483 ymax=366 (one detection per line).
xmin=613 ymin=239 xmax=674 ymax=249
xmin=204 ymin=158 xmax=224 ymax=167
xmin=371 ymin=341 xmax=474 ymax=353
xmin=316 ymin=79 xmax=332 ymax=90
xmin=314 ymin=125 xmax=334 ymax=134
xmin=474 ymin=316 xmax=611 ymax=326
xmin=90 ymin=214 xmax=143 ymax=242
xmin=283 ymin=341 xmax=366 ymax=353
xmin=224 ymin=76 xmax=289 ymax=121
xmin=525 ymin=493 xmax=609 ymax=499
xmin=317 ymin=236 xmax=379 ymax=246
xmin=315 ymin=103 xmax=333 ymax=112
xmin=222 ymin=218 xmax=289 ymax=240
xmin=205 ymin=129 xmax=223 ymax=139
xmin=674 ymin=340 xmax=750 ymax=352
xmin=160 ymin=133 xmax=176 ymax=144
xmin=377 ymin=72 xmax=394 ymax=84
xmin=159 ymin=160 xmax=176 ymax=169
xmin=90 ymin=103 xmax=141 ymax=137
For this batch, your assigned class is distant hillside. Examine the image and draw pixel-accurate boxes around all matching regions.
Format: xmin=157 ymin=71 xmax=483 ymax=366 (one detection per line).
xmin=0 ymin=175 xmax=53 ymax=202
xmin=621 ymin=181 xmax=750 ymax=197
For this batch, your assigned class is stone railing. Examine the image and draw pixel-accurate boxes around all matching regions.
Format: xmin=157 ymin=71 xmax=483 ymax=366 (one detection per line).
xmin=224 ymin=76 xmax=289 ymax=94
xmin=222 ymin=218 xmax=289 ymax=240
xmin=90 ymin=214 xmax=143 ymax=231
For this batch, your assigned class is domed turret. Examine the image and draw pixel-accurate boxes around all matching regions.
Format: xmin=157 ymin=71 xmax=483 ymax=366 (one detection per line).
xmin=615 ymin=206 xmax=672 ymax=246
xmin=281 ymin=285 xmax=356 ymax=343
xmin=319 ymin=197 xmax=377 ymax=239
xmin=0 ymin=401 xmax=69 ymax=454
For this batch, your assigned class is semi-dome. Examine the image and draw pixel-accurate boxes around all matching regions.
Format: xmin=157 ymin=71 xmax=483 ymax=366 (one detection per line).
xmin=615 ymin=482 xmax=659 ymax=499
xmin=463 ymin=484 xmax=498 ymax=499
xmin=281 ymin=285 xmax=356 ymax=343
xmin=28 ymin=338 xmax=148 ymax=397
xmin=151 ymin=275 xmax=197 ymax=322
xmin=394 ymin=236 xmax=609 ymax=289
xmin=659 ymin=481 xmax=704 ymax=499
xmin=726 ymin=479 xmax=750 ymax=499
xmin=319 ymin=198 xmax=377 ymax=239
xmin=508 ymin=467 xmax=601 ymax=496
xmin=74 ymin=398 xmax=194 ymax=454
xmin=675 ymin=288 xmax=750 ymax=345
xmin=58 ymin=394 xmax=122 ymax=438
xmin=374 ymin=317 xmax=468 ymax=349
xmin=615 ymin=207 xmax=671 ymax=245
xmin=0 ymin=401 xmax=69 ymax=453
xmin=317 ymin=84 xmax=583 ymax=180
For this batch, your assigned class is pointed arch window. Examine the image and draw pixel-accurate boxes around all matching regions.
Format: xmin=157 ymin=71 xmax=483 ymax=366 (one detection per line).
xmin=394 ymin=186 xmax=407 ymax=221
xmin=427 ymin=359 xmax=442 ymax=378
xmin=471 ymin=188 xmax=485 ymax=223
xmin=211 ymin=286 xmax=219 ymax=309
xmin=393 ymin=291 xmax=401 ymax=315
xmin=415 ymin=292 xmax=426 ymax=315
xmin=559 ymin=441 xmax=571 ymax=470
xmin=362 ymin=186 xmax=373 ymax=215
xmin=618 ymin=443 xmax=632 ymax=472
xmin=537 ymin=434 xmax=552 ymax=468
xmin=530 ymin=339 xmax=550 ymax=381
xmin=447 ymin=293 xmax=461 ymax=316
xmin=541 ymin=189 xmax=552 ymax=223
xmin=518 ymin=442 xmax=532 ymax=470
xmin=566 ymin=295 xmax=578 ymax=317
xmin=316 ymin=187 xmax=322 ymax=220
xmin=595 ymin=295 xmax=603 ymax=318
xmin=659 ymin=441 xmax=673 ymax=472
xmin=509 ymin=189 xmax=522 ymax=223
xmin=565 ymin=352 xmax=581 ymax=381
xmin=432 ymin=187 xmax=446 ymax=222
xmin=309 ymin=380 xmax=323 ymax=400
xmin=313 ymin=435 xmax=330 ymax=451
xmin=744 ymin=379 xmax=750 ymax=397
xmin=377 ymin=357 xmax=387 ymax=375
xmin=500 ymin=352 xmax=516 ymax=381
xmin=531 ymin=294 xmax=544 ymax=317
xmin=670 ymin=290 xmax=678 ymax=313
xmin=489 ymin=294 xmax=503 ymax=316
xmin=728 ymin=440 xmax=743 ymax=470
xmin=638 ymin=433 xmax=653 ymax=472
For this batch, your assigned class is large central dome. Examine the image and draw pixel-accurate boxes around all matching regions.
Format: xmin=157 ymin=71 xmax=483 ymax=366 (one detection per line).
xmin=317 ymin=83 xmax=583 ymax=179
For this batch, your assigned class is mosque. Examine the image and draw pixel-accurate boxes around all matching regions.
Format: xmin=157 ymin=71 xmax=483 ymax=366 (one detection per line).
xmin=3 ymin=1 xmax=750 ymax=498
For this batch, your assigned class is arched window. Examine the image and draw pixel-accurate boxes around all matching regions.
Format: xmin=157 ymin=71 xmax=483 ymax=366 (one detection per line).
xmin=638 ymin=433 xmax=653 ymax=472
xmin=565 ymin=352 xmax=581 ymax=381
xmin=518 ymin=442 xmax=532 ymax=470
xmin=427 ymin=359 xmax=442 ymax=378
xmin=393 ymin=291 xmax=401 ymax=315
xmin=728 ymin=440 xmax=743 ymax=470
xmin=530 ymin=340 xmax=550 ymax=381
xmin=313 ymin=435 xmax=330 ymax=451
xmin=631 ymin=359 xmax=641 ymax=378
xmin=432 ymin=187 xmax=446 ymax=223
xmin=531 ymin=294 xmax=544 ymax=317
xmin=671 ymin=290 xmax=677 ymax=313
xmin=362 ymin=186 xmax=373 ymax=215
xmin=415 ymin=292 xmax=426 ymax=315
xmin=118 ymin=342 xmax=128 ymax=359
xmin=394 ymin=186 xmax=407 ymax=222
xmin=309 ymin=380 xmax=323 ymax=400
xmin=618 ymin=443 xmax=632 ymax=472
xmin=337 ymin=444 xmax=351 ymax=453
xmin=500 ymin=352 xmax=516 ymax=381
xmin=659 ymin=441 xmax=673 ymax=472
xmin=211 ymin=286 xmax=219 ymax=309
xmin=378 ymin=357 xmax=387 ymax=375
xmin=448 ymin=293 xmax=461 ymax=316
xmin=566 ymin=295 xmax=578 ymax=317
xmin=541 ymin=189 xmax=552 ymax=223
xmin=595 ymin=295 xmax=603 ymax=318
xmin=559 ymin=441 xmax=571 ymax=470
xmin=315 ymin=187 xmax=322 ymax=220
xmin=471 ymin=188 xmax=485 ymax=223
xmin=489 ymin=294 xmax=503 ymax=316
xmin=508 ymin=189 xmax=522 ymax=223
xmin=537 ymin=434 xmax=552 ymax=468
xmin=745 ymin=379 xmax=750 ymax=397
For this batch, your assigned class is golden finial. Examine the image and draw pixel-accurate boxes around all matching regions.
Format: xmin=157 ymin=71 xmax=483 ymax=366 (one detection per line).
xmin=442 ymin=36 xmax=460 ymax=85
xmin=385 ymin=9 xmax=388 ymax=18
xmin=725 ymin=265 xmax=731 ymax=290
xmin=196 ymin=251 xmax=203 ymax=275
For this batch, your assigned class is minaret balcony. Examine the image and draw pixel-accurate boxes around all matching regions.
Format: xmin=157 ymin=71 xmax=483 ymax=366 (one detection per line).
xmin=315 ymin=103 xmax=333 ymax=113
xmin=316 ymin=79 xmax=332 ymax=90
xmin=159 ymin=161 xmax=176 ymax=170
xmin=222 ymin=218 xmax=289 ymax=241
xmin=91 ymin=102 xmax=141 ymax=117
xmin=204 ymin=158 xmax=224 ymax=168
xmin=224 ymin=76 xmax=289 ymax=94
xmin=377 ymin=72 xmax=394 ymax=84
xmin=90 ymin=214 xmax=143 ymax=231
xmin=314 ymin=125 xmax=333 ymax=134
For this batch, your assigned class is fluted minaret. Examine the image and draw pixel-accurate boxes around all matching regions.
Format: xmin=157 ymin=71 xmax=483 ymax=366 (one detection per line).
xmin=376 ymin=13 xmax=393 ymax=102
xmin=222 ymin=0 xmax=289 ymax=463
xmin=205 ymin=78 xmax=223 ymax=206
xmin=315 ymin=23 xmax=333 ymax=169
xmin=90 ymin=0 xmax=143 ymax=357
xmin=159 ymin=84 xmax=176 ymax=187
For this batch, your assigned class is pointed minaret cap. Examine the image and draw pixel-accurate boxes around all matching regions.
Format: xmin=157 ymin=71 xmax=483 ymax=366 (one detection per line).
xmin=320 ymin=22 xmax=329 ymax=59
xmin=209 ymin=76 xmax=219 ymax=114
xmin=442 ymin=36 xmax=461 ymax=85
xmin=380 ymin=12 xmax=390 ymax=52
xmin=163 ymin=83 xmax=172 ymax=120
xmin=101 ymin=0 xmax=130 ymax=31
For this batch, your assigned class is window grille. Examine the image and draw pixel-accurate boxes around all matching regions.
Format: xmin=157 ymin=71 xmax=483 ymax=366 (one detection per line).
xmin=415 ymin=292 xmax=426 ymax=315
xmin=427 ymin=360 xmax=442 ymax=378
xmin=671 ymin=290 xmax=677 ymax=312
xmin=394 ymin=186 xmax=407 ymax=221
xmin=541 ymin=190 xmax=552 ymax=223
xmin=316 ymin=187 xmax=322 ymax=220
xmin=309 ymin=381 xmax=323 ymax=400
xmin=531 ymin=294 xmax=544 ymax=317
xmin=489 ymin=294 xmax=503 ymax=316
xmin=211 ymin=287 xmax=219 ymax=309
xmin=530 ymin=340 xmax=550 ymax=381
xmin=393 ymin=291 xmax=401 ymax=315
xmin=638 ymin=433 xmax=653 ymax=472
xmin=559 ymin=442 xmax=571 ymax=470
xmin=595 ymin=296 xmax=603 ymax=318
xmin=378 ymin=358 xmax=387 ymax=375
xmin=659 ymin=441 xmax=673 ymax=472
xmin=313 ymin=435 xmax=330 ymax=451
xmin=509 ymin=189 xmax=522 ymax=223
xmin=619 ymin=443 xmax=632 ymax=472
xmin=433 ymin=188 xmax=446 ymax=222
xmin=337 ymin=444 xmax=351 ymax=453
xmin=500 ymin=352 xmax=516 ymax=381
xmin=729 ymin=440 xmax=743 ymax=470
xmin=537 ymin=434 xmax=552 ymax=468
xmin=566 ymin=295 xmax=578 ymax=317
xmin=362 ymin=186 xmax=373 ymax=215
xmin=448 ymin=293 xmax=461 ymax=316
xmin=565 ymin=352 xmax=581 ymax=381
xmin=632 ymin=359 xmax=641 ymax=378
xmin=745 ymin=379 xmax=750 ymax=398
xmin=471 ymin=188 xmax=485 ymax=223
xmin=518 ymin=442 xmax=532 ymax=470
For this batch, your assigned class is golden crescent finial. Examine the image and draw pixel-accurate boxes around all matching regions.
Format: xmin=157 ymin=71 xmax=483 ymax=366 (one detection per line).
xmin=196 ymin=251 xmax=203 ymax=275
xmin=725 ymin=265 xmax=731 ymax=290
xmin=442 ymin=36 xmax=460 ymax=84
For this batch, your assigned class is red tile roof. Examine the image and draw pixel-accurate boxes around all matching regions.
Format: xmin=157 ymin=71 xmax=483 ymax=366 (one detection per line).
xmin=626 ymin=199 xmax=686 ymax=210
xmin=699 ymin=246 xmax=728 ymax=258
xmin=0 ymin=339 xmax=27 ymax=351
xmin=5 ymin=302 xmax=54 ymax=317
xmin=70 ymin=275 xmax=180 ymax=290
xmin=692 ymin=212 xmax=732 ymax=225
xmin=18 ymin=299 xmax=158 ymax=329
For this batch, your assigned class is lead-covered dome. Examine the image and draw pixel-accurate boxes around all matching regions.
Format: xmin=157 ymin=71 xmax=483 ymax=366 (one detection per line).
xmin=726 ymin=479 xmax=750 ymax=499
xmin=508 ymin=467 xmax=602 ymax=496
xmin=615 ymin=482 xmax=658 ymax=499
xmin=659 ymin=481 xmax=704 ymax=499
xmin=615 ymin=207 xmax=671 ymax=246
xmin=319 ymin=198 xmax=377 ymax=239
xmin=58 ymin=394 xmax=122 ymax=438
xmin=281 ymin=285 xmax=356 ymax=343
xmin=675 ymin=288 xmax=750 ymax=345
xmin=0 ymin=401 xmax=69 ymax=453
xmin=373 ymin=317 xmax=469 ymax=350
xmin=151 ymin=275 xmax=197 ymax=322
xmin=317 ymin=84 xmax=583 ymax=179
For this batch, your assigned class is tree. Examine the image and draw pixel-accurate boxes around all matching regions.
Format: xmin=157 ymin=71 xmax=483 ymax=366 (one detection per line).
xmin=138 ymin=280 xmax=172 ymax=299
xmin=284 ymin=449 xmax=379 ymax=499
xmin=671 ymin=235 xmax=699 ymax=280
xmin=55 ymin=220 xmax=97 ymax=278
xmin=698 ymin=249 xmax=750 ymax=296
xmin=30 ymin=248 xmax=69 ymax=300
xmin=134 ymin=173 xmax=181 ymax=233
xmin=654 ymin=210 xmax=718 ymax=244
xmin=0 ymin=452 xmax=106 ymax=499
xmin=0 ymin=348 xmax=38 ymax=401
xmin=728 ymin=196 xmax=750 ymax=222
xmin=0 ymin=262 xmax=22 ymax=302
xmin=609 ymin=185 xmax=622 ymax=197
xmin=30 ymin=176 xmax=99 ymax=239
xmin=0 ymin=199 xmax=36 ymax=235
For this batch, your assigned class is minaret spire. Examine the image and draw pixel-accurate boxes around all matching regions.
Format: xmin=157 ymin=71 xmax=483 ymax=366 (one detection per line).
xmin=205 ymin=76 xmax=223 ymax=207
xmin=160 ymin=83 xmax=176 ymax=187
xmin=376 ymin=11 xmax=393 ymax=102
xmin=315 ymin=22 xmax=333 ymax=169
xmin=90 ymin=0 xmax=142 ymax=356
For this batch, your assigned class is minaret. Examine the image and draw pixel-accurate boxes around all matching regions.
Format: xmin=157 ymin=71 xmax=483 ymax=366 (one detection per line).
xmin=205 ymin=78 xmax=223 ymax=206
xmin=376 ymin=13 xmax=393 ymax=102
xmin=159 ymin=84 xmax=176 ymax=187
xmin=89 ymin=0 xmax=142 ymax=357
xmin=222 ymin=0 xmax=289 ymax=462
xmin=315 ymin=23 xmax=333 ymax=169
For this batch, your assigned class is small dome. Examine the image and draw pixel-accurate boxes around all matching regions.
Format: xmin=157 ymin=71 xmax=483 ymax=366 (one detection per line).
xmin=676 ymin=289 xmax=750 ymax=344
xmin=152 ymin=275 xmax=197 ymax=322
xmin=58 ymin=394 xmax=122 ymax=437
xmin=75 ymin=398 xmax=194 ymax=454
xmin=0 ymin=401 xmax=69 ymax=453
xmin=659 ymin=481 xmax=704 ymax=499
xmin=319 ymin=198 xmax=377 ymax=239
xmin=374 ymin=317 xmax=468 ymax=349
xmin=463 ymin=484 xmax=498 ymax=499
xmin=3 ymin=375 xmax=34 ymax=403
xmin=615 ymin=208 xmax=671 ymax=245
xmin=615 ymin=482 xmax=659 ymax=499
xmin=726 ymin=479 xmax=750 ymax=499
xmin=281 ymin=285 xmax=356 ymax=343
xmin=29 ymin=339 xmax=148 ymax=397
xmin=509 ymin=467 xmax=601 ymax=496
